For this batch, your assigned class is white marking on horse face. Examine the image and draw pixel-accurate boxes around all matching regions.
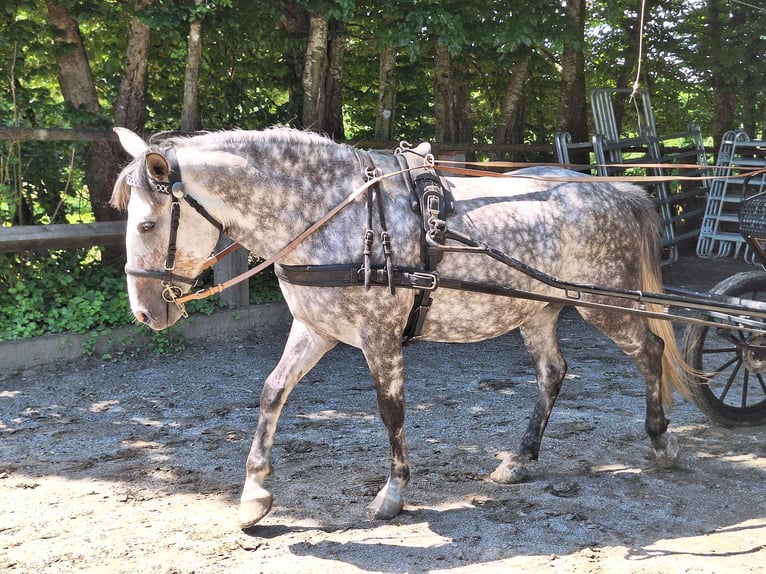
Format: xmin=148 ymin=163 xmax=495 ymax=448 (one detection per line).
xmin=124 ymin=189 xmax=220 ymax=329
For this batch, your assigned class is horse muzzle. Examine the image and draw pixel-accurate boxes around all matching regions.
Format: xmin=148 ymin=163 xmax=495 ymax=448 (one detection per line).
xmin=128 ymin=276 xmax=190 ymax=331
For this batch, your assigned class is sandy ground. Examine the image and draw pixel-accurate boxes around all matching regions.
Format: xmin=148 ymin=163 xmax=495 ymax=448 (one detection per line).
xmin=1 ymin=255 xmax=764 ymax=573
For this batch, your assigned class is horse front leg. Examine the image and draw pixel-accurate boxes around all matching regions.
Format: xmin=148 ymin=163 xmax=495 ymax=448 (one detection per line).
xmin=361 ymin=336 xmax=410 ymax=520
xmin=491 ymin=306 xmax=567 ymax=484
xmin=239 ymin=319 xmax=336 ymax=529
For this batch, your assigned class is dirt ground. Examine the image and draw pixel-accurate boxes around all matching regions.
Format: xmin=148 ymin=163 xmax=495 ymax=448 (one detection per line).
xmin=1 ymin=256 xmax=764 ymax=574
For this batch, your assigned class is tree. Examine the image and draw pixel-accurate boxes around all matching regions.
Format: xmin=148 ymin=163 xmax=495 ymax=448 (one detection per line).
xmin=181 ymin=0 xmax=205 ymax=132
xmin=493 ymin=56 xmax=530 ymax=147
xmin=374 ymin=44 xmax=397 ymax=142
xmin=556 ymin=0 xmax=587 ymax=144
xmin=301 ymin=12 xmax=329 ymax=131
xmin=45 ymin=0 xmax=120 ymax=234
xmin=702 ymin=0 xmax=763 ymax=147
xmin=114 ymin=1 xmax=153 ymax=130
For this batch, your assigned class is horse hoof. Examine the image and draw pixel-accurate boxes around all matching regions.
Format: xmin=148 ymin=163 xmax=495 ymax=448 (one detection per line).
xmin=238 ymin=493 xmax=274 ymax=530
xmin=365 ymin=490 xmax=404 ymax=520
xmin=490 ymin=459 xmax=529 ymax=484
xmin=654 ymin=433 xmax=681 ymax=468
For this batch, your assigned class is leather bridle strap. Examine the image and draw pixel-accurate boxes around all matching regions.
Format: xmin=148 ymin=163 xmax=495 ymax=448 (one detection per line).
xmin=124 ymin=147 xmax=227 ymax=316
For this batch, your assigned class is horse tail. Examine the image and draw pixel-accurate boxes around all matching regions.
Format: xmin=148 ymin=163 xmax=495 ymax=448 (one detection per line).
xmin=637 ymin=210 xmax=695 ymax=409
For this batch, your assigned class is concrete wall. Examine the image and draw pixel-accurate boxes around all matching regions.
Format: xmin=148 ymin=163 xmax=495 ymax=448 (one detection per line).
xmin=0 ymin=303 xmax=291 ymax=372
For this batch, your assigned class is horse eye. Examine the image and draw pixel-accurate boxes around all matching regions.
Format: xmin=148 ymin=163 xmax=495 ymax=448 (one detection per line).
xmin=139 ymin=221 xmax=155 ymax=233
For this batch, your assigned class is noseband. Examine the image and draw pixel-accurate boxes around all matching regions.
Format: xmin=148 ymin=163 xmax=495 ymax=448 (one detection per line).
xmin=125 ymin=147 xmax=224 ymax=318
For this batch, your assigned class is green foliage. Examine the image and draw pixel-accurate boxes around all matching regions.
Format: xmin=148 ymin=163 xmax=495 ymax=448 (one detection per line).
xmin=0 ymin=248 xmax=283 ymax=342
xmin=0 ymin=249 xmax=133 ymax=341
xmin=2 ymin=0 xmax=766 ymax=346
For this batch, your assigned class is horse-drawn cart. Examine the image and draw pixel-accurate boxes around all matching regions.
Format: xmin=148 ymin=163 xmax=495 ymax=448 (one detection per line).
xmin=676 ymin=184 xmax=766 ymax=427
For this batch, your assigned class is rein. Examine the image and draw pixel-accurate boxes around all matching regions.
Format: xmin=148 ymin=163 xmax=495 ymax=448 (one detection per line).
xmin=157 ymin=151 xmax=419 ymax=307
xmin=434 ymin=160 xmax=766 ymax=182
xmin=130 ymin=145 xmax=766 ymax=316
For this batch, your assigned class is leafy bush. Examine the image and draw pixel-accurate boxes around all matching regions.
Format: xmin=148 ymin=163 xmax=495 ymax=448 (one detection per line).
xmin=0 ymin=248 xmax=283 ymax=342
xmin=0 ymin=249 xmax=132 ymax=341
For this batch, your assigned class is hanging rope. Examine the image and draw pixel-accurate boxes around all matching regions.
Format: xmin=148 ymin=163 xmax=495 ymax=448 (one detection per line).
xmin=631 ymin=0 xmax=648 ymax=99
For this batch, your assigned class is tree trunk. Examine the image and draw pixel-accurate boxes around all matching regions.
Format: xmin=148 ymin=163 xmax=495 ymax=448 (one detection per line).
xmin=454 ymin=61 xmax=472 ymax=145
xmin=434 ymin=42 xmax=456 ymax=143
xmin=181 ymin=0 xmax=204 ymax=132
xmin=375 ymin=45 xmax=397 ymax=142
xmin=114 ymin=0 xmax=153 ymax=130
xmin=301 ymin=13 xmax=329 ymax=131
xmin=45 ymin=1 xmax=121 ymax=234
xmin=494 ymin=56 xmax=530 ymax=146
xmin=45 ymin=1 xmax=100 ymax=115
xmin=323 ymin=20 xmax=346 ymax=140
xmin=556 ymin=0 xmax=588 ymax=145
xmin=707 ymin=0 xmax=742 ymax=149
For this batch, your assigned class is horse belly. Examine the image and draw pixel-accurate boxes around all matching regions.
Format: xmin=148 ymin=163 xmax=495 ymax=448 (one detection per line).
xmin=418 ymin=290 xmax=544 ymax=343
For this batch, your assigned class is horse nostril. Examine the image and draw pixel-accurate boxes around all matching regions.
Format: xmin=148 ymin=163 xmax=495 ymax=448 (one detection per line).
xmin=134 ymin=310 xmax=151 ymax=324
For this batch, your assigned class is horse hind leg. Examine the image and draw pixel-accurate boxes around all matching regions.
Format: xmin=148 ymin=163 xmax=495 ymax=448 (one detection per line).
xmin=579 ymin=308 xmax=680 ymax=467
xmin=491 ymin=304 xmax=567 ymax=484
xmin=239 ymin=319 xmax=337 ymax=530
xmin=360 ymin=334 xmax=410 ymax=520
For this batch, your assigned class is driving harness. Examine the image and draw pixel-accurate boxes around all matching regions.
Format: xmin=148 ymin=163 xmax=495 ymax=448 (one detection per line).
xmin=126 ymin=142 xmax=455 ymax=342
xmin=274 ymin=144 xmax=455 ymax=343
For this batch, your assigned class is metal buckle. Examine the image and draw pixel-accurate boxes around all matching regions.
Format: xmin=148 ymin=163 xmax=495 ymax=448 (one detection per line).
xmin=412 ymin=272 xmax=438 ymax=291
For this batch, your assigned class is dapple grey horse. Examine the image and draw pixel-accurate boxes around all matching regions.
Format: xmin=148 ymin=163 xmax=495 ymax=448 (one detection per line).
xmin=111 ymin=127 xmax=690 ymax=529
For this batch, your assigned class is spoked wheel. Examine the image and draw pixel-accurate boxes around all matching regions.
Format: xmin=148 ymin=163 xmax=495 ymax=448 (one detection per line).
xmin=681 ymin=270 xmax=766 ymax=426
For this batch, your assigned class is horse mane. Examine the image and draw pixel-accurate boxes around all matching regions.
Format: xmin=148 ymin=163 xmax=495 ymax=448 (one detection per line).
xmin=160 ymin=126 xmax=340 ymax=152
xmin=110 ymin=127 xmax=352 ymax=212
xmin=111 ymin=153 xmax=156 ymax=211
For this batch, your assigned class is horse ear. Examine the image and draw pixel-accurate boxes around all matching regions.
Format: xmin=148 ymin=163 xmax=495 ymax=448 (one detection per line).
xmin=146 ymin=152 xmax=170 ymax=183
xmin=113 ymin=127 xmax=149 ymax=158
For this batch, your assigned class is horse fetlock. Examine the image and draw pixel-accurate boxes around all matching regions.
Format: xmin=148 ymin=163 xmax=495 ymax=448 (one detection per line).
xmin=652 ymin=432 xmax=681 ymax=467
xmin=238 ymin=488 xmax=274 ymax=530
xmin=365 ymin=479 xmax=405 ymax=520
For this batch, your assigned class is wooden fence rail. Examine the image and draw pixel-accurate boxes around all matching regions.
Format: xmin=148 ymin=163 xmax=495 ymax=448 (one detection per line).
xmin=0 ymin=221 xmax=125 ymax=253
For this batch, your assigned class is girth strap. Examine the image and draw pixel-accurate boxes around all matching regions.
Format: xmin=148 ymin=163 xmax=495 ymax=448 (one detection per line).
xmin=275 ymin=263 xmax=438 ymax=291
xmin=401 ymin=170 xmax=454 ymax=343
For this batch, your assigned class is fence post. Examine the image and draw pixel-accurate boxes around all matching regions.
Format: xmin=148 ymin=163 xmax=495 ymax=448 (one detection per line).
xmin=214 ymin=237 xmax=250 ymax=308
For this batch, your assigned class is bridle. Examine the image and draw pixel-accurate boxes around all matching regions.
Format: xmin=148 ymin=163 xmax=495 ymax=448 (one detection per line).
xmin=124 ymin=147 xmax=224 ymax=318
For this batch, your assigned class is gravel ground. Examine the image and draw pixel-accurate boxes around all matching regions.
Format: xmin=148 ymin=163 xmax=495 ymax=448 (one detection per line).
xmin=1 ymin=255 xmax=764 ymax=573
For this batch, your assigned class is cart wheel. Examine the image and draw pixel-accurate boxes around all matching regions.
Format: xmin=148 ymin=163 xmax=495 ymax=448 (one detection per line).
xmin=681 ymin=270 xmax=766 ymax=426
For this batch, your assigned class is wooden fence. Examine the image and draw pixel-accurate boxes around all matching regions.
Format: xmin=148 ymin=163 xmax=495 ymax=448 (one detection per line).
xmin=2 ymin=127 xmax=557 ymax=308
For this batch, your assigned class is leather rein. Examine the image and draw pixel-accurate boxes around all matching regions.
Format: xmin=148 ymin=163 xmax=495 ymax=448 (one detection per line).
xmin=126 ymin=146 xmax=766 ymax=322
xmin=124 ymin=147 xmax=415 ymax=318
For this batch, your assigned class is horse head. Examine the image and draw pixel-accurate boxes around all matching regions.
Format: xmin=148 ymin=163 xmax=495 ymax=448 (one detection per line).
xmin=111 ymin=127 xmax=222 ymax=330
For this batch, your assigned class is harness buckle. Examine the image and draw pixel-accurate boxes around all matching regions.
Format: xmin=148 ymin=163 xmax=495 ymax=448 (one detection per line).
xmin=411 ymin=272 xmax=438 ymax=291
xmin=365 ymin=166 xmax=382 ymax=180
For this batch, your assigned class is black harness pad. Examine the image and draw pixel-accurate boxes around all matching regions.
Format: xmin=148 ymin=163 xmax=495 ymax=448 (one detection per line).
xmin=410 ymin=173 xmax=454 ymax=268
